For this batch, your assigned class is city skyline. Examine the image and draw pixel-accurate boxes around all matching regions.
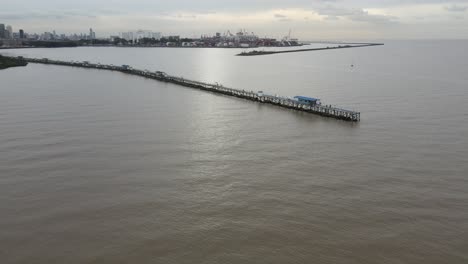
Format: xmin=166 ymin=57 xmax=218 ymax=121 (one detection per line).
xmin=0 ymin=24 xmax=279 ymax=42
xmin=0 ymin=22 xmax=305 ymax=49
xmin=0 ymin=0 xmax=467 ymax=40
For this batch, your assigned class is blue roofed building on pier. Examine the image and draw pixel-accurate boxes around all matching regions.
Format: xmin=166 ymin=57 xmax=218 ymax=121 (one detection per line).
xmin=294 ymin=96 xmax=321 ymax=105
xmin=121 ymin=64 xmax=131 ymax=70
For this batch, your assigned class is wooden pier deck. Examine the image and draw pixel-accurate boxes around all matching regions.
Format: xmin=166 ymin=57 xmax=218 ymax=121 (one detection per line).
xmin=7 ymin=56 xmax=361 ymax=122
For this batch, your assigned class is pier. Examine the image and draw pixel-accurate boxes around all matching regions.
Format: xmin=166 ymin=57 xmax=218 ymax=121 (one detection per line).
xmin=6 ymin=56 xmax=360 ymax=122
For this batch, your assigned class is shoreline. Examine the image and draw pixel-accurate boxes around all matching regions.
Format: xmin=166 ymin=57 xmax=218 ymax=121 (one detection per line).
xmin=0 ymin=44 xmax=308 ymax=50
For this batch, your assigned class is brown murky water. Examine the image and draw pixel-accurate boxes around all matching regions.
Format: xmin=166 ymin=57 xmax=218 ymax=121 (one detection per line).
xmin=1 ymin=41 xmax=467 ymax=263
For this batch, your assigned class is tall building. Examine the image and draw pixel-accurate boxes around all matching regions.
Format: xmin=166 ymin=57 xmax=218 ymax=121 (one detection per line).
xmin=120 ymin=30 xmax=161 ymax=41
xmin=120 ymin=32 xmax=134 ymax=41
xmin=41 ymin=32 xmax=53 ymax=40
xmin=19 ymin=29 xmax=24 ymax=39
xmin=89 ymin=28 xmax=96 ymax=39
xmin=6 ymin=25 xmax=12 ymax=39
xmin=152 ymin=32 xmax=161 ymax=40
xmin=0 ymin=24 xmax=5 ymax=39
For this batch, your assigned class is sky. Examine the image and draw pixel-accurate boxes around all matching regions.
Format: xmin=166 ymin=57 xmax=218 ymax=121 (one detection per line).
xmin=0 ymin=0 xmax=467 ymax=40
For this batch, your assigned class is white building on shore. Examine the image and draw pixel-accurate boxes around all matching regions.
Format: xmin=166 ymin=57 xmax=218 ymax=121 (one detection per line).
xmin=119 ymin=30 xmax=161 ymax=41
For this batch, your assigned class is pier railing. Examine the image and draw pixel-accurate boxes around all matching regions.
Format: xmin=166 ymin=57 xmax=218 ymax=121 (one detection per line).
xmin=12 ymin=56 xmax=360 ymax=122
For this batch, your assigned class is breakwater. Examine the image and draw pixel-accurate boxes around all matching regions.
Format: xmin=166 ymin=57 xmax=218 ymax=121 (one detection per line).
xmin=0 ymin=55 xmax=28 ymax=69
xmin=5 ymin=56 xmax=360 ymax=122
xmin=237 ymin=43 xmax=383 ymax=56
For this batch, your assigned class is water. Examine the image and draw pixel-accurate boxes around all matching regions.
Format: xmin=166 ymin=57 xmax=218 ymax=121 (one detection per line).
xmin=1 ymin=41 xmax=467 ymax=263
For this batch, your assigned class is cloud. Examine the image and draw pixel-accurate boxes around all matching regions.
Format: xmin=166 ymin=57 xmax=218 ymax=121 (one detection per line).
xmin=0 ymin=12 xmax=63 ymax=20
xmin=273 ymin=13 xmax=292 ymax=21
xmin=452 ymin=15 xmax=465 ymax=19
xmin=324 ymin=15 xmax=340 ymax=20
xmin=315 ymin=5 xmax=398 ymax=24
xmin=0 ymin=10 xmax=97 ymax=20
xmin=444 ymin=5 xmax=468 ymax=12
xmin=348 ymin=10 xmax=398 ymax=24
xmin=274 ymin=13 xmax=287 ymax=18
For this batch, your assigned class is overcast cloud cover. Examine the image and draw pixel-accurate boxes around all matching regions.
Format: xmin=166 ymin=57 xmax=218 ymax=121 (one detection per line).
xmin=0 ymin=0 xmax=467 ymax=39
